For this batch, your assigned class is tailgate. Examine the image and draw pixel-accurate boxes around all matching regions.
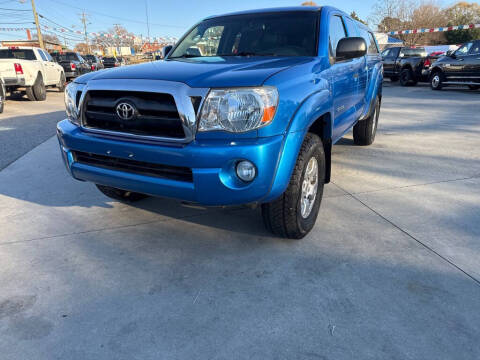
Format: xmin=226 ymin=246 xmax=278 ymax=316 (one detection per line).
xmin=0 ymin=60 xmax=17 ymax=78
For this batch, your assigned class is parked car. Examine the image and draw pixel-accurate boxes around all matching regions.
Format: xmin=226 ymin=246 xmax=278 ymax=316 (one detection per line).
xmin=57 ymin=6 xmax=383 ymax=239
xmin=50 ymin=52 xmax=91 ymax=81
xmin=102 ymin=57 xmax=120 ymax=68
xmin=83 ymin=54 xmax=104 ymax=71
xmin=381 ymin=46 xmax=429 ymax=86
xmin=429 ymin=40 xmax=480 ymax=90
xmin=0 ymin=76 xmax=5 ymax=113
xmin=0 ymin=46 xmax=65 ymax=101
xmin=421 ymin=51 xmax=445 ymax=79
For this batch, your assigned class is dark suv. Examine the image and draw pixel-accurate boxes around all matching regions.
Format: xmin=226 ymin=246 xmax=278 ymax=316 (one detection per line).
xmin=430 ymin=40 xmax=480 ymax=90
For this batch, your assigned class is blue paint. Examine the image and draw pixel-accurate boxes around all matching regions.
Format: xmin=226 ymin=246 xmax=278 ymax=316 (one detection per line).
xmin=58 ymin=6 xmax=383 ymax=206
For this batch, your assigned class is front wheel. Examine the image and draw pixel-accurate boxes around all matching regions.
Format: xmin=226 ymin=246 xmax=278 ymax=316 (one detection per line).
xmin=262 ymin=133 xmax=325 ymax=239
xmin=95 ymin=184 xmax=149 ymax=202
xmin=430 ymin=71 xmax=444 ymax=90
xmin=353 ymin=96 xmax=380 ymax=146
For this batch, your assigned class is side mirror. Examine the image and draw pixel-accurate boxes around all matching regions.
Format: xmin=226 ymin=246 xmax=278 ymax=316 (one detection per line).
xmin=336 ymin=37 xmax=367 ymax=62
xmin=447 ymin=50 xmax=456 ymax=58
xmin=162 ymin=45 xmax=173 ymax=58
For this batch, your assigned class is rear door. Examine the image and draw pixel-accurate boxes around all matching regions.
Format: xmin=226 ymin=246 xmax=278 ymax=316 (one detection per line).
xmin=36 ymin=49 xmax=54 ymax=84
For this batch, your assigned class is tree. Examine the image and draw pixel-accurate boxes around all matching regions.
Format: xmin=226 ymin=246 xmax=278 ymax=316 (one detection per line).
xmin=370 ymin=0 xmax=447 ymax=45
xmin=32 ymin=32 xmax=60 ymax=44
xmin=74 ymin=43 xmax=89 ymax=54
xmin=350 ymin=11 xmax=368 ymax=25
xmin=444 ymin=2 xmax=480 ymax=43
xmin=91 ymin=25 xmax=135 ymax=51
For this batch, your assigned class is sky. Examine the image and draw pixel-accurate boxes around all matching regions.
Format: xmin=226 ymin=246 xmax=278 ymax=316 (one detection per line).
xmin=1 ymin=0 xmax=379 ymax=47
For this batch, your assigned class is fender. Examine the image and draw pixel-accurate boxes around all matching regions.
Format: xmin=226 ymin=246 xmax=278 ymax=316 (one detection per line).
xmin=261 ymin=87 xmax=332 ymax=203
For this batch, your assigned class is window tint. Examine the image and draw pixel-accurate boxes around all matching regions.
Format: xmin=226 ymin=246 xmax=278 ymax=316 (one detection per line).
xmin=51 ymin=52 xmax=78 ymax=61
xmin=38 ymin=50 xmax=47 ymax=61
xmin=329 ymin=15 xmax=347 ymax=59
xmin=455 ymin=42 xmax=472 ymax=56
xmin=358 ymin=28 xmax=378 ymax=54
xmin=368 ymin=32 xmax=378 ymax=53
xmin=344 ymin=17 xmax=357 ymax=36
xmin=170 ymin=12 xmax=318 ymax=58
xmin=400 ymin=47 xmax=427 ymax=57
xmin=468 ymin=41 xmax=480 ymax=55
xmin=0 ymin=49 xmax=36 ymax=60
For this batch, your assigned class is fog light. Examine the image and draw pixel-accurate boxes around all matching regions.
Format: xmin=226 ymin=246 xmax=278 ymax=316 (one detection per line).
xmin=236 ymin=160 xmax=256 ymax=182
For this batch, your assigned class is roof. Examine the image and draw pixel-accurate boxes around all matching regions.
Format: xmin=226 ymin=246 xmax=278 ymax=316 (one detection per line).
xmin=204 ymin=6 xmax=322 ymax=20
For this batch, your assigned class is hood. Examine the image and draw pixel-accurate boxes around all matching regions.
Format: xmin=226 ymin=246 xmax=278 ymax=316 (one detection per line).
xmin=76 ymin=57 xmax=313 ymax=88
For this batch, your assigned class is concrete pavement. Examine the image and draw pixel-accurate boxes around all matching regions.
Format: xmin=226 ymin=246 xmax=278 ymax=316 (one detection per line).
xmin=0 ymin=84 xmax=479 ymax=359
xmin=0 ymin=90 xmax=65 ymax=170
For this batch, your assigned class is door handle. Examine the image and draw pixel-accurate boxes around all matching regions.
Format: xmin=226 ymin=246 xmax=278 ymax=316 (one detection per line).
xmin=458 ymin=58 xmax=464 ymax=61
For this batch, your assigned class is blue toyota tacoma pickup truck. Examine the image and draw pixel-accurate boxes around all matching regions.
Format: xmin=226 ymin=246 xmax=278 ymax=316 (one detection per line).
xmin=57 ymin=6 xmax=383 ymax=239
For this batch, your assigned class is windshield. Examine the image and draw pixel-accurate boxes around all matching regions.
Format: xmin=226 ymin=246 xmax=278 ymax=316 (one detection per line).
xmin=0 ymin=49 xmax=36 ymax=60
xmin=170 ymin=11 xmax=318 ymax=58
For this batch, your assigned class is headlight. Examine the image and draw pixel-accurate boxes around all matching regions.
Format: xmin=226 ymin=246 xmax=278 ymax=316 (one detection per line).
xmin=198 ymin=87 xmax=278 ymax=132
xmin=65 ymin=82 xmax=82 ymax=125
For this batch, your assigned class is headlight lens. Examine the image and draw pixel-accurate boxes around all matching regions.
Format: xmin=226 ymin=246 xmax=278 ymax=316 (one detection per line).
xmin=198 ymin=87 xmax=278 ymax=132
xmin=65 ymin=82 xmax=82 ymax=125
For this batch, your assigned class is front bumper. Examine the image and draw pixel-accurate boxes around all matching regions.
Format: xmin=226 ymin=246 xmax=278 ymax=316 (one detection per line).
xmin=57 ymin=120 xmax=285 ymax=206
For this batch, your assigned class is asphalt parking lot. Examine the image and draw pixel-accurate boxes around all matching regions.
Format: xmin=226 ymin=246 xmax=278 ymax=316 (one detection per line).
xmin=0 ymin=83 xmax=479 ymax=359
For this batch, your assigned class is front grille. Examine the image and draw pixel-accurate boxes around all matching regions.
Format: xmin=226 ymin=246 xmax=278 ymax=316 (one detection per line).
xmin=83 ymin=90 xmax=185 ymax=138
xmin=73 ymin=151 xmax=193 ymax=182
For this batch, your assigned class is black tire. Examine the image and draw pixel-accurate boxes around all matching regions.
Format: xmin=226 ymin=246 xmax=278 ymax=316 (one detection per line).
xmin=261 ymin=133 xmax=325 ymax=239
xmin=430 ymin=71 xmax=444 ymax=90
xmin=95 ymin=184 xmax=149 ymax=202
xmin=468 ymin=85 xmax=480 ymax=90
xmin=0 ymin=82 xmax=4 ymax=114
xmin=353 ymin=96 xmax=380 ymax=146
xmin=25 ymin=86 xmax=36 ymax=101
xmin=57 ymin=73 xmax=66 ymax=92
xmin=26 ymin=74 xmax=47 ymax=101
xmin=390 ymin=76 xmax=399 ymax=82
xmin=400 ymin=68 xmax=416 ymax=86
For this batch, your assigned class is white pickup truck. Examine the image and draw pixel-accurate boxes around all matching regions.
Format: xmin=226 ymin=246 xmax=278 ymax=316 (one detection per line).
xmin=0 ymin=46 xmax=66 ymax=101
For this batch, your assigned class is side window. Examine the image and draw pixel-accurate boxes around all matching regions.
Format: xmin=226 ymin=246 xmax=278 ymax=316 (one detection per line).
xmin=344 ymin=18 xmax=357 ymax=37
xmin=368 ymin=32 xmax=379 ymax=54
xmin=468 ymin=41 xmax=480 ymax=55
xmin=329 ymin=15 xmax=347 ymax=60
xmin=455 ymin=42 xmax=473 ymax=56
xmin=381 ymin=49 xmax=390 ymax=58
xmin=45 ymin=51 xmax=53 ymax=62
xmin=37 ymin=50 xmax=47 ymax=61
xmin=389 ymin=47 xmax=400 ymax=58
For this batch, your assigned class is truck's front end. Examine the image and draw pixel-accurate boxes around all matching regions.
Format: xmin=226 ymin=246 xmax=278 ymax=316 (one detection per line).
xmin=57 ymin=8 xmax=322 ymax=207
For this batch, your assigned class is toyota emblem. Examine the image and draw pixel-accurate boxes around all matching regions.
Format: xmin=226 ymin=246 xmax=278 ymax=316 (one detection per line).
xmin=116 ymin=102 xmax=135 ymax=120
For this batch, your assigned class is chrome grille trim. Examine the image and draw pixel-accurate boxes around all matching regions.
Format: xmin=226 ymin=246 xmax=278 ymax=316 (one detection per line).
xmin=77 ymin=79 xmax=209 ymax=143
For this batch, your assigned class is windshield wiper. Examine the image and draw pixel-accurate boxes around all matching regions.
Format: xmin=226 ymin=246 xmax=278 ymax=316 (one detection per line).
xmin=218 ymin=52 xmax=275 ymax=57
xmin=169 ymin=54 xmax=201 ymax=59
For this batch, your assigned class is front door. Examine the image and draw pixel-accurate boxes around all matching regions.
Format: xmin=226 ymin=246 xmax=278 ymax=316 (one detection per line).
xmin=328 ymin=14 xmax=358 ymax=141
xmin=444 ymin=42 xmax=473 ymax=81
xmin=382 ymin=47 xmax=399 ymax=77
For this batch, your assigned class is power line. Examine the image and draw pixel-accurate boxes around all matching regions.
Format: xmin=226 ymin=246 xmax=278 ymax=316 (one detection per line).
xmin=0 ymin=7 xmax=31 ymax=11
xmin=46 ymin=0 xmax=186 ymax=28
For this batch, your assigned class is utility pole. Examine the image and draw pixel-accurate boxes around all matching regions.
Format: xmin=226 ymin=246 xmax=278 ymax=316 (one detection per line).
xmin=145 ymin=0 xmax=150 ymax=43
xmin=80 ymin=11 xmax=90 ymax=53
xmin=31 ymin=0 xmax=44 ymax=49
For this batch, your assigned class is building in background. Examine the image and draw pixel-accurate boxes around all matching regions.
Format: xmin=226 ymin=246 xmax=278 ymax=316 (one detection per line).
xmin=0 ymin=39 xmax=62 ymax=51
